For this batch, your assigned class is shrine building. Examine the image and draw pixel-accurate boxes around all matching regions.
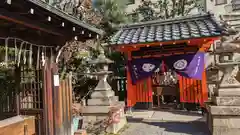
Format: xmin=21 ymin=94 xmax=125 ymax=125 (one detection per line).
xmin=109 ymin=13 xmax=225 ymax=110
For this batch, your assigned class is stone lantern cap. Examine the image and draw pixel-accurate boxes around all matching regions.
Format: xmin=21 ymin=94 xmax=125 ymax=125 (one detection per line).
xmin=87 ymin=71 xmax=113 ymax=75
xmin=88 ymin=50 xmax=114 ymax=64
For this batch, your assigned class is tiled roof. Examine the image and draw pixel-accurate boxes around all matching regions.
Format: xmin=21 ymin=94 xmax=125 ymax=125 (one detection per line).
xmin=110 ymin=14 xmax=224 ymax=45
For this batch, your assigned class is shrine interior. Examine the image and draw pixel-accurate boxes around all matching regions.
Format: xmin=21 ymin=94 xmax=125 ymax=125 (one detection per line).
xmin=136 ymin=44 xmax=204 ymax=111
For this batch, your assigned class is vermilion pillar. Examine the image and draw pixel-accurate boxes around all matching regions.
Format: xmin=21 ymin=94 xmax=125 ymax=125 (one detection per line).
xmin=126 ymin=51 xmax=135 ymax=108
xmin=126 ymin=50 xmax=153 ymax=109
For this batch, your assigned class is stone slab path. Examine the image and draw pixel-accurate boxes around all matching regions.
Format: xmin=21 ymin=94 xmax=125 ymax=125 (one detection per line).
xmin=121 ymin=110 xmax=210 ymax=135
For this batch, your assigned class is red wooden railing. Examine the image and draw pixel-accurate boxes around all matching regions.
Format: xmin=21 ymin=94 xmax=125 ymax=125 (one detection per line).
xmin=178 ymin=70 xmax=208 ymax=107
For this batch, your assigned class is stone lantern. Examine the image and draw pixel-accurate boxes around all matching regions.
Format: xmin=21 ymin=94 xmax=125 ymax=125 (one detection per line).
xmin=81 ymin=48 xmax=127 ymax=134
xmin=206 ymin=39 xmax=240 ymax=135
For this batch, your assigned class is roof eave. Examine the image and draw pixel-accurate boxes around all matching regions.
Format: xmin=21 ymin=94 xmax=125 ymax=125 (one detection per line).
xmin=27 ymin=0 xmax=104 ymax=36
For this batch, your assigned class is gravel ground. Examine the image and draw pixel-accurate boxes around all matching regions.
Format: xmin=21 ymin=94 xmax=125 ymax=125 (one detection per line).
xmin=121 ymin=110 xmax=210 ymax=135
xmin=121 ymin=120 xmax=210 ymax=135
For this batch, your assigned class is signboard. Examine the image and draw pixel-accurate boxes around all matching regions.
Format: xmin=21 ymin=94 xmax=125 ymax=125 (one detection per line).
xmin=53 ymin=75 xmax=60 ymax=86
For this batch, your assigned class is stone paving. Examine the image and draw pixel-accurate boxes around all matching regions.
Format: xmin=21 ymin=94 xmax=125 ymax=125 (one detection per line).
xmin=121 ymin=110 xmax=210 ymax=135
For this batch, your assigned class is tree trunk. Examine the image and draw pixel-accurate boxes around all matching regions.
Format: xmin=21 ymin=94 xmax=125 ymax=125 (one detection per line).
xmin=181 ymin=0 xmax=186 ymax=16
xmin=171 ymin=0 xmax=176 ymax=18
xmin=163 ymin=0 xmax=169 ymax=19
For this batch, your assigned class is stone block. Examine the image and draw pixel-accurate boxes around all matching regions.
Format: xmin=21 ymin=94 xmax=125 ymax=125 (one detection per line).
xmin=212 ymin=116 xmax=240 ymax=128
xmin=106 ymin=117 xmax=127 ymax=134
xmin=87 ymin=96 xmax=118 ymax=106
xmin=90 ymin=91 xmax=115 ymax=98
xmin=83 ymin=116 xmax=97 ymax=122
xmin=82 ymin=106 xmax=110 ymax=114
xmin=207 ymin=105 xmax=240 ymax=135
xmin=96 ymin=116 xmax=108 ymax=121
xmin=82 ymin=116 xmax=97 ymax=129
xmin=74 ymin=130 xmax=87 ymax=135
xmin=212 ymin=96 xmax=240 ymax=106
xmin=206 ymin=105 xmax=240 ymax=116
xmin=212 ymin=126 xmax=240 ymax=135
xmin=216 ymin=88 xmax=240 ymax=97
xmin=118 ymin=101 xmax=125 ymax=107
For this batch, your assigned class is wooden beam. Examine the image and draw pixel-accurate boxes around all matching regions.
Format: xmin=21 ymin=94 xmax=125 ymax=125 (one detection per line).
xmin=0 ymin=9 xmax=64 ymax=36
xmin=0 ymin=26 xmax=67 ymax=46
xmin=112 ymin=37 xmax=220 ymax=52
xmin=131 ymin=46 xmax=208 ymax=59
xmin=26 ymin=0 xmax=104 ymax=35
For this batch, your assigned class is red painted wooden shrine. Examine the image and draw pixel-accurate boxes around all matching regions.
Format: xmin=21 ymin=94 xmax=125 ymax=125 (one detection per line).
xmin=109 ymin=14 xmax=224 ymax=109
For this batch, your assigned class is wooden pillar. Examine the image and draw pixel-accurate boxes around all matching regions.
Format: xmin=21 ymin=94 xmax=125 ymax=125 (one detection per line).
xmin=134 ymin=77 xmax=153 ymax=109
xmin=43 ymin=60 xmax=54 ymax=135
xmin=126 ymin=51 xmax=135 ymax=108
xmin=126 ymin=51 xmax=153 ymax=109
xmin=146 ymin=77 xmax=153 ymax=108
xmin=201 ymin=69 xmax=208 ymax=106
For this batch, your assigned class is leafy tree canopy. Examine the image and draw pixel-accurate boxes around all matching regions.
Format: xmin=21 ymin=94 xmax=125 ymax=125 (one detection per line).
xmin=93 ymin=0 xmax=131 ymax=41
xmin=134 ymin=0 xmax=203 ymax=22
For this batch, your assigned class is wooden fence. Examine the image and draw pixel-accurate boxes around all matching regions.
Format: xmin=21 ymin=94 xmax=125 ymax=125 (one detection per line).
xmin=0 ymin=61 xmax=73 ymax=135
xmin=43 ymin=62 xmax=73 ymax=135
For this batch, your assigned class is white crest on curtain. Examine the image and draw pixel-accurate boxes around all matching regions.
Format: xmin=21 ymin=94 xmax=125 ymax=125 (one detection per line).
xmin=173 ymin=59 xmax=187 ymax=70
xmin=142 ymin=63 xmax=155 ymax=72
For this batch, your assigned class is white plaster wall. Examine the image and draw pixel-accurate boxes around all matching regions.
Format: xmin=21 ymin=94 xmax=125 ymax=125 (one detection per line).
xmin=126 ymin=0 xmax=240 ymax=20
xmin=206 ymin=0 xmax=234 ymax=20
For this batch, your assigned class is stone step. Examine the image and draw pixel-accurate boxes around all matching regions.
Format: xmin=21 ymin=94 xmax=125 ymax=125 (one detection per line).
xmin=83 ymin=102 xmax=125 ymax=114
xmin=212 ymin=96 xmax=240 ymax=106
xmin=212 ymin=126 xmax=240 ymax=135
xmin=206 ymin=104 xmax=240 ymax=116
xmin=212 ymin=116 xmax=240 ymax=128
xmin=90 ymin=90 xmax=115 ymax=98
xmin=82 ymin=106 xmax=110 ymax=114
xmin=87 ymin=96 xmax=119 ymax=106
xmin=216 ymin=88 xmax=240 ymax=97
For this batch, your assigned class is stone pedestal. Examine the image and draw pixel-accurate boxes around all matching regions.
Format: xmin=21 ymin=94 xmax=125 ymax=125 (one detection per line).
xmin=82 ymin=84 xmax=127 ymax=134
xmin=81 ymin=50 xmax=127 ymax=134
xmin=74 ymin=130 xmax=87 ymax=135
xmin=206 ymin=65 xmax=240 ymax=135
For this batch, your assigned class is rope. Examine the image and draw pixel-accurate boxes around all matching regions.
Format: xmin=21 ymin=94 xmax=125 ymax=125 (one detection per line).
xmin=0 ymin=37 xmax=55 ymax=48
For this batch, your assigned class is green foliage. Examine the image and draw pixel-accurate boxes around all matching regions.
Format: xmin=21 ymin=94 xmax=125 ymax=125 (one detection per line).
xmin=0 ymin=47 xmax=18 ymax=71
xmin=58 ymin=46 xmax=100 ymax=99
xmin=94 ymin=0 xmax=131 ymax=42
xmin=93 ymin=0 xmax=129 ymax=77
xmin=0 ymin=47 xmax=16 ymax=103
xmin=63 ymin=0 xmax=130 ymax=98
xmin=106 ymin=51 xmax=126 ymax=77
xmin=133 ymin=1 xmax=157 ymax=22
xmin=0 ymin=69 xmax=15 ymax=102
xmin=94 ymin=0 xmax=129 ymax=23
xmin=134 ymin=0 xmax=202 ymax=22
